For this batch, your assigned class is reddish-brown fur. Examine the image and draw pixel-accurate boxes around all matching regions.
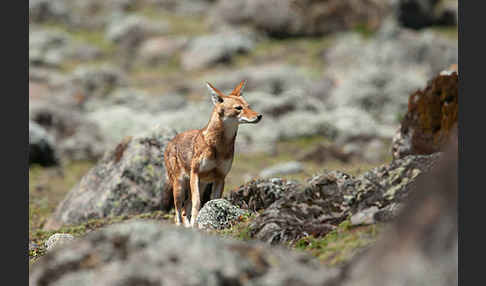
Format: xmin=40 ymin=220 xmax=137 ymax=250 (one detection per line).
xmin=164 ymin=80 xmax=262 ymax=227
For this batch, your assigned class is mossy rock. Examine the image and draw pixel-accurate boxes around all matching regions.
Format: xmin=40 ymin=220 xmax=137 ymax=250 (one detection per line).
xmin=43 ymin=126 xmax=177 ymax=230
xmin=392 ymin=67 xmax=458 ymax=159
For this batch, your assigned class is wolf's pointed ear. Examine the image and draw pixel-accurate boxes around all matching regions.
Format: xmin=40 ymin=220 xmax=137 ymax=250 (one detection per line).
xmin=230 ymin=80 xmax=247 ymax=97
xmin=206 ymin=82 xmax=224 ymax=105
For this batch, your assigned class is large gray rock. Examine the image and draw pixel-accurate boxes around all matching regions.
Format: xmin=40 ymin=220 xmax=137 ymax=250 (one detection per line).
xmin=249 ymin=153 xmax=441 ymax=244
xmin=392 ymin=0 xmax=458 ymax=29
xmin=181 ymin=32 xmax=255 ymax=71
xmin=324 ymin=22 xmax=458 ymax=126
xmin=30 ymin=221 xmax=340 ymax=285
xmin=29 ymin=0 xmax=69 ymax=24
xmin=29 ymin=99 xmax=106 ymax=162
xmin=29 ymin=28 xmax=71 ymax=68
xmin=196 ymin=199 xmax=248 ymax=230
xmin=29 ymin=120 xmax=58 ymax=166
xmin=137 ymin=36 xmax=188 ymax=66
xmin=214 ymin=0 xmax=389 ymax=38
xmin=43 ymin=126 xmax=177 ymax=230
xmin=337 ymin=133 xmax=458 ymax=286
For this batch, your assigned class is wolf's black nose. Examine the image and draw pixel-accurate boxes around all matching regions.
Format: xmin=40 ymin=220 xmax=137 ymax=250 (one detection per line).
xmin=257 ymin=114 xmax=263 ymax=120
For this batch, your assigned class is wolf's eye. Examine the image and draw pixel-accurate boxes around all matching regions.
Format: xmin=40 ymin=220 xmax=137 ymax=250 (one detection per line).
xmin=235 ymin=106 xmax=243 ymax=110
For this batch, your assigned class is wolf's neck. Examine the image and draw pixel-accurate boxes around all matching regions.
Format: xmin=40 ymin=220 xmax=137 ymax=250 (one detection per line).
xmin=203 ymin=111 xmax=238 ymax=148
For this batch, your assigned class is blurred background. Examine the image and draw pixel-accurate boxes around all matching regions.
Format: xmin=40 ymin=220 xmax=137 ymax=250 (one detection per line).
xmin=29 ymin=0 xmax=458 ymax=232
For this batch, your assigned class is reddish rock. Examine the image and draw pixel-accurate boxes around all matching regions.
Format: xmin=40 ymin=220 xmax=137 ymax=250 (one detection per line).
xmin=392 ymin=66 xmax=458 ymax=159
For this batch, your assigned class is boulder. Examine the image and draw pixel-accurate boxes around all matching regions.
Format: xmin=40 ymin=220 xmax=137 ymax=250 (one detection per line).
xmin=30 ymin=100 xmax=106 ymax=162
xmin=336 ymin=131 xmax=458 ymax=286
xmin=323 ymin=22 xmax=457 ymax=127
xmin=43 ymin=126 xmax=177 ymax=230
xmin=226 ymin=178 xmax=301 ymax=213
xmin=214 ymin=0 xmax=390 ymax=38
xmin=249 ymin=153 xmax=440 ymax=244
xmin=392 ymin=0 xmax=458 ymax=29
xmin=391 ymin=68 xmax=458 ymax=159
xmin=181 ymin=32 xmax=255 ymax=71
xmin=29 ymin=28 xmax=71 ymax=68
xmin=196 ymin=199 xmax=248 ymax=230
xmin=29 ymin=120 xmax=58 ymax=166
xmin=29 ymin=0 xmax=69 ymax=24
xmin=137 ymin=36 xmax=188 ymax=66
xmin=30 ymin=221 xmax=340 ymax=285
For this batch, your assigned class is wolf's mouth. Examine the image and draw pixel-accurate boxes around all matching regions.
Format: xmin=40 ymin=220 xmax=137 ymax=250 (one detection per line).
xmin=239 ymin=115 xmax=262 ymax=124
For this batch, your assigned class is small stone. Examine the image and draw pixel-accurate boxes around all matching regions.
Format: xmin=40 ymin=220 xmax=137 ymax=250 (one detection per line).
xmin=350 ymin=207 xmax=380 ymax=226
xmin=45 ymin=233 xmax=75 ymax=251
xmin=196 ymin=199 xmax=248 ymax=230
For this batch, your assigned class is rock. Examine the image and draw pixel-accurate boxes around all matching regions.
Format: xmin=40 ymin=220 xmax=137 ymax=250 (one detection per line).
xmin=193 ymin=64 xmax=312 ymax=96
xmin=196 ymin=199 xmax=248 ymax=230
xmin=30 ymin=99 xmax=106 ymax=162
xmin=362 ymin=139 xmax=387 ymax=163
xmin=226 ymin=178 xmax=301 ymax=212
xmin=43 ymin=126 xmax=177 ymax=230
xmin=249 ymin=153 xmax=441 ymax=244
xmin=45 ymin=233 xmax=75 ymax=251
xmin=29 ymin=120 xmax=58 ymax=166
xmin=259 ymin=161 xmax=304 ymax=178
xmin=29 ymin=0 xmax=69 ymax=24
xmin=84 ymin=88 xmax=187 ymax=114
xmin=298 ymin=143 xmax=352 ymax=163
xmin=137 ymin=36 xmax=188 ymax=66
xmin=392 ymin=0 xmax=458 ymax=29
xmin=323 ymin=21 xmax=457 ymax=130
xmin=391 ymin=69 xmax=458 ymax=159
xmin=350 ymin=206 xmax=379 ymax=226
xmin=214 ymin=0 xmax=389 ymax=38
xmin=30 ymin=221 xmax=340 ymax=285
xmin=181 ymin=32 xmax=255 ymax=70
xmin=67 ymin=65 xmax=125 ymax=99
xmin=106 ymin=14 xmax=169 ymax=44
xmin=336 ymin=132 xmax=458 ymax=286
xmin=29 ymin=28 xmax=71 ymax=68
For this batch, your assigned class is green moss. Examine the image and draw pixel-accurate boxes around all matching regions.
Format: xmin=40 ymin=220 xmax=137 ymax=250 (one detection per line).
xmin=294 ymin=220 xmax=382 ymax=266
xmin=29 ymin=161 xmax=95 ymax=233
xmin=214 ymin=213 xmax=256 ymax=241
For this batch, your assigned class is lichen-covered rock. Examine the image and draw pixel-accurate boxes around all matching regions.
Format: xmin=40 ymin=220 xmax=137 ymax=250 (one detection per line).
xmin=45 ymin=233 xmax=75 ymax=251
xmin=43 ymin=126 xmax=177 ymax=230
xmin=249 ymin=153 xmax=441 ymax=245
xmin=393 ymin=0 xmax=458 ymax=29
xmin=214 ymin=0 xmax=390 ymax=38
xmin=30 ymin=221 xmax=340 ymax=286
xmin=391 ymin=68 xmax=458 ymax=159
xmin=337 ymin=132 xmax=458 ymax=286
xmin=226 ymin=178 xmax=302 ymax=212
xmin=29 ymin=120 xmax=58 ymax=166
xmin=181 ymin=32 xmax=255 ymax=71
xmin=196 ymin=199 xmax=248 ymax=230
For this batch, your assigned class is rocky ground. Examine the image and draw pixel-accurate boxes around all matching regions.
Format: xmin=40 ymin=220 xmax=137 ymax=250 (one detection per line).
xmin=29 ymin=0 xmax=458 ymax=285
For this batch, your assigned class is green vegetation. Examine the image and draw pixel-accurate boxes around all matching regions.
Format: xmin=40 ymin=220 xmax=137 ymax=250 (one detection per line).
xmin=29 ymin=161 xmax=95 ymax=233
xmin=214 ymin=212 xmax=256 ymax=241
xmin=294 ymin=220 xmax=383 ymax=266
xmin=137 ymin=8 xmax=209 ymax=36
xmin=29 ymin=210 xmax=173 ymax=263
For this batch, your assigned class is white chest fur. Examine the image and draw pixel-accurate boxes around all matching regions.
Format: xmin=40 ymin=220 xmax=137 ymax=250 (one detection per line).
xmin=198 ymin=157 xmax=233 ymax=176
